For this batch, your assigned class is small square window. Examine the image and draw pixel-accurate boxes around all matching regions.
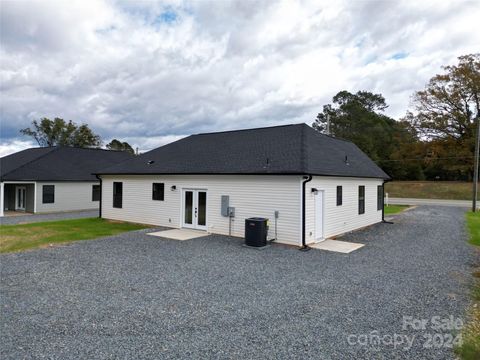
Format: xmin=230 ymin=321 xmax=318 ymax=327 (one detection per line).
xmin=336 ymin=186 xmax=342 ymax=206
xmin=152 ymin=183 xmax=164 ymax=201
xmin=42 ymin=185 xmax=55 ymax=204
xmin=92 ymin=185 xmax=101 ymax=202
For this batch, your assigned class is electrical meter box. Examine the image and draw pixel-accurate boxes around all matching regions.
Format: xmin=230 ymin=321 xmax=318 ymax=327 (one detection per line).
xmin=221 ymin=195 xmax=229 ymax=217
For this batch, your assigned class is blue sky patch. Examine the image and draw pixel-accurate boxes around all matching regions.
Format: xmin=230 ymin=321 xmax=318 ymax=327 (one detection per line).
xmin=153 ymin=9 xmax=178 ymax=25
xmin=391 ymin=52 xmax=409 ymax=60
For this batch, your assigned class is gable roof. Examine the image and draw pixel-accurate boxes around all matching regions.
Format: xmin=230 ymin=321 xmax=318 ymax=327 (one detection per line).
xmin=1 ymin=147 xmax=133 ymax=181
xmin=96 ymin=124 xmax=390 ymax=179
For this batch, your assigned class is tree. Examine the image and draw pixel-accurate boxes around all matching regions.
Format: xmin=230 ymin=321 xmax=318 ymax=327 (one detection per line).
xmin=406 ymin=53 xmax=480 ymax=180
xmin=385 ymin=120 xmax=426 ymax=180
xmin=313 ymin=91 xmax=396 ymax=160
xmin=312 ymin=90 xmax=425 ymax=180
xmin=20 ymin=117 xmax=101 ymax=148
xmin=106 ymin=139 xmax=135 ymax=154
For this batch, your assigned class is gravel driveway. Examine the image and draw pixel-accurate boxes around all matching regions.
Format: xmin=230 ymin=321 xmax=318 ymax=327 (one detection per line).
xmin=0 ymin=209 xmax=99 ymax=225
xmin=0 ymin=206 xmax=476 ymax=359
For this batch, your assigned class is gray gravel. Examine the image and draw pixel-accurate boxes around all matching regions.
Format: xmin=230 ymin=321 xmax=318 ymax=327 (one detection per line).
xmin=0 ymin=206 xmax=476 ymax=359
xmin=0 ymin=209 xmax=99 ymax=225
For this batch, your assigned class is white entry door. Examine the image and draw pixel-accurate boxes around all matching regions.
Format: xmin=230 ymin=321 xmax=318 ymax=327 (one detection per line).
xmin=183 ymin=190 xmax=207 ymax=230
xmin=15 ymin=186 xmax=26 ymax=211
xmin=315 ymin=190 xmax=324 ymax=242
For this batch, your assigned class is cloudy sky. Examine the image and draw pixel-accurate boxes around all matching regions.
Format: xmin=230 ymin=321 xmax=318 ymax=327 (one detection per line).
xmin=0 ymin=0 xmax=479 ymax=156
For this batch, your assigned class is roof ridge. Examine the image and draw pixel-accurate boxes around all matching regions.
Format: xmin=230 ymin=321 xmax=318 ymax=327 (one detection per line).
xmin=194 ymin=123 xmax=302 ymax=136
xmin=54 ymin=146 xmax=129 ymax=153
xmin=0 ymin=147 xmax=58 ymax=180
xmin=313 ymin=130 xmax=356 ymax=145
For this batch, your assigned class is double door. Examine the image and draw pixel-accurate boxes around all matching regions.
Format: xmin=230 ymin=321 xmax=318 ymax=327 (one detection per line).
xmin=183 ymin=189 xmax=207 ymax=230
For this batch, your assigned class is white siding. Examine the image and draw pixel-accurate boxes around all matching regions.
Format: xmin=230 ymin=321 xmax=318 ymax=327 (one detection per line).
xmin=35 ymin=182 xmax=100 ymax=213
xmin=101 ymin=175 xmax=302 ymax=245
xmin=304 ymin=176 xmax=383 ymax=244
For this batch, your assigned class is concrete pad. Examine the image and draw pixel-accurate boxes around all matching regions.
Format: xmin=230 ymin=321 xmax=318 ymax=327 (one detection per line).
xmin=3 ymin=211 xmax=32 ymax=217
xmin=147 ymin=229 xmax=209 ymax=241
xmin=310 ymin=239 xmax=364 ymax=253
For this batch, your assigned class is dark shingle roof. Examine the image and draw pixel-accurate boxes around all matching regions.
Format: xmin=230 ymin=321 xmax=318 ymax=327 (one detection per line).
xmin=1 ymin=147 xmax=133 ymax=181
xmin=96 ymin=124 xmax=390 ymax=179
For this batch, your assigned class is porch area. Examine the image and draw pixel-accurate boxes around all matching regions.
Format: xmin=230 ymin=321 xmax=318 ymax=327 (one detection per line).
xmin=1 ymin=182 xmax=36 ymax=217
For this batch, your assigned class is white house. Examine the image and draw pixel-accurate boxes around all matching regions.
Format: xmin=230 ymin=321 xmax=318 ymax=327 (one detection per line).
xmin=0 ymin=147 xmax=132 ymax=217
xmin=96 ymin=124 xmax=390 ymax=247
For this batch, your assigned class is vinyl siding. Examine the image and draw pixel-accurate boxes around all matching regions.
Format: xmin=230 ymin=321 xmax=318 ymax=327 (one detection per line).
xmin=304 ymin=177 xmax=383 ymax=243
xmin=101 ymin=175 xmax=302 ymax=245
xmin=35 ymin=182 xmax=100 ymax=213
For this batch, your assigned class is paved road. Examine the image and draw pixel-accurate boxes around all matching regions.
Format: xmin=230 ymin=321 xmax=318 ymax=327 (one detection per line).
xmin=388 ymin=197 xmax=472 ymax=207
xmin=0 ymin=206 xmax=475 ymax=359
xmin=0 ymin=209 xmax=99 ymax=225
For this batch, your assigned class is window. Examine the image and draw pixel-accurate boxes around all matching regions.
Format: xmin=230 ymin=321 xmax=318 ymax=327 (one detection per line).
xmin=336 ymin=186 xmax=343 ymax=206
xmin=92 ymin=185 xmax=101 ymax=202
xmin=113 ymin=182 xmax=123 ymax=208
xmin=152 ymin=183 xmax=164 ymax=201
xmin=377 ymin=185 xmax=384 ymax=211
xmin=358 ymin=185 xmax=365 ymax=214
xmin=42 ymin=185 xmax=55 ymax=204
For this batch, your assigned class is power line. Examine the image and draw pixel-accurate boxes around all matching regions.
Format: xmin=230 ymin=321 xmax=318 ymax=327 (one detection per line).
xmin=375 ymin=155 xmax=475 ymax=163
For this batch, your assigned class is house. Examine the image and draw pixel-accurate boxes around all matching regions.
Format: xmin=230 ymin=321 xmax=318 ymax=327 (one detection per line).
xmin=95 ymin=124 xmax=390 ymax=247
xmin=0 ymin=147 xmax=132 ymax=217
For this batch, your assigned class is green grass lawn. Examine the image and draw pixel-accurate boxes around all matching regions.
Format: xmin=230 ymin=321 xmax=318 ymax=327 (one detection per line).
xmin=0 ymin=218 xmax=149 ymax=253
xmin=385 ymin=181 xmax=474 ymax=200
xmin=455 ymin=212 xmax=480 ymax=359
xmin=466 ymin=212 xmax=480 ymax=246
xmin=383 ymin=205 xmax=409 ymax=215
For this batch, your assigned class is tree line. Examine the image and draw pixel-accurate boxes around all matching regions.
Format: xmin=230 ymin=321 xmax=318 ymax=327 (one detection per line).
xmin=312 ymin=54 xmax=479 ymax=181
xmin=20 ymin=53 xmax=479 ymax=179
xmin=20 ymin=118 xmax=135 ymax=154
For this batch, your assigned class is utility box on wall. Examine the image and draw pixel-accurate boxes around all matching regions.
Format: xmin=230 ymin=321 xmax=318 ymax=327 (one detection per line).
xmin=221 ymin=195 xmax=229 ymax=217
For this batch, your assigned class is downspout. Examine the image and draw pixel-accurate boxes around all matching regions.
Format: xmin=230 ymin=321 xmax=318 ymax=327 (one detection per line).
xmin=96 ymin=175 xmax=102 ymax=219
xmin=0 ymin=181 xmax=4 ymax=217
xmin=300 ymin=174 xmax=312 ymax=251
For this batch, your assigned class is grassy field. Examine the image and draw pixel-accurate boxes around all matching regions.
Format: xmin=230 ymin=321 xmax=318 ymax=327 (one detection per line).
xmin=0 ymin=218 xmax=149 ymax=253
xmin=456 ymin=212 xmax=480 ymax=359
xmin=466 ymin=212 xmax=480 ymax=246
xmin=385 ymin=181 xmax=473 ymax=200
xmin=383 ymin=205 xmax=409 ymax=215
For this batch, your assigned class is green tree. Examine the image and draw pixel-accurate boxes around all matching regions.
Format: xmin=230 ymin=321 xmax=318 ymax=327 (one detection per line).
xmin=406 ymin=53 xmax=480 ymax=180
xmin=385 ymin=120 xmax=426 ymax=180
xmin=312 ymin=90 xmax=425 ymax=180
xmin=106 ymin=139 xmax=135 ymax=154
xmin=313 ymin=91 xmax=393 ymax=163
xmin=20 ymin=117 xmax=101 ymax=148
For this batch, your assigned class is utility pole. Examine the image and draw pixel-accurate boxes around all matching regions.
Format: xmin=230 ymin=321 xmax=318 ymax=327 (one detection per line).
xmin=473 ymin=113 xmax=480 ymax=212
xmin=326 ymin=114 xmax=330 ymax=135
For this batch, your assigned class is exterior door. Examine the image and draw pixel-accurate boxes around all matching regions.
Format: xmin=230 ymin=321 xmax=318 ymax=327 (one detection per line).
xmin=15 ymin=186 xmax=26 ymax=211
xmin=183 ymin=190 xmax=207 ymax=230
xmin=315 ymin=190 xmax=324 ymax=242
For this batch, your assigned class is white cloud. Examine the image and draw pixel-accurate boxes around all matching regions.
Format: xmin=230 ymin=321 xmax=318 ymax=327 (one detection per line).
xmin=1 ymin=0 xmax=479 ymax=155
xmin=0 ymin=139 xmax=35 ymax=157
